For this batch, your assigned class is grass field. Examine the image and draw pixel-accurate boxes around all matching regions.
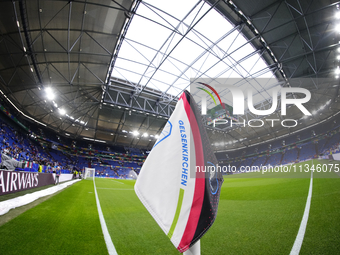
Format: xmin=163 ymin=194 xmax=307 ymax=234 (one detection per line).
xmin=0 ymin=159 xmax=339 ymax=254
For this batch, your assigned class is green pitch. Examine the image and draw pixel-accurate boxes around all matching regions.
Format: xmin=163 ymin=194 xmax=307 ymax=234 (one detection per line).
xmin=0 ymin=159 xmax=339 ymax=254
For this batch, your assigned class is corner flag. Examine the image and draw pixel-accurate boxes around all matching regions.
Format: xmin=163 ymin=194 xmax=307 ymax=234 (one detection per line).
xmin=134 ymin=90 xmax=224 ymax=253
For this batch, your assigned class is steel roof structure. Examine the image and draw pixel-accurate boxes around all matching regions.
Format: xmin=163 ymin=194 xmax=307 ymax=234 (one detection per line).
xmin=0 ymin=0 xmax=339 ymax=151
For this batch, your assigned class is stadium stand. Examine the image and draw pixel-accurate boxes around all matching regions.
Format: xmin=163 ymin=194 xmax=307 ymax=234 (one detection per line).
xmin=1 ymin=96 xmax=340 ymax=178
xmin=0 ymin=108 xmax=144 ymax=178
xmin=265 ymin=152 xmax=283 ymax=166
xmin=252 ymin=156 xmax=267 ymax=169
xmin=281 ymin=148 xmax=298 ymax=165
xmin=298 ymin=145 xmax=316 ymax=161
xmin=217 ymin=117 xmax=340 ymax=172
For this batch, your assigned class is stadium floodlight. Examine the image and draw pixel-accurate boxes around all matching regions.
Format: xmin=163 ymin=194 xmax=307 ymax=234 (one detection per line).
xmin=335 ymin=67 xmax=340 ymax=76
xmin=132 ymin=130 xmax=139 ymax=136
xmin=45 ymin=87 xmax=55 ymax=100
xmin=155 ymin=135 xmax=159 ymax=139
xmin=143 ymin=132 xmax=148 ymax=137
xmin=335 ymin=11 xmax=340 ymax=19
xmin=59 ymin=108 xmax=66 ymax=115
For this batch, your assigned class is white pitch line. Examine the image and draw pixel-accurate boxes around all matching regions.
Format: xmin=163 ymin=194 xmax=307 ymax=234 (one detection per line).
xmin=94 ymin=179 xmax=118 ymax=255
xmin=290 ymin=171 xmax=313 ymax=255
xmin=97 ymin=188 xmax=133 ymax=190
xmin=111 ymin=180 xmax=124 ymax=184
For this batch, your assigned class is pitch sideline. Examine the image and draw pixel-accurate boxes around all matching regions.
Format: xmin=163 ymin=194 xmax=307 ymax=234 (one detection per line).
xmin=289 ymin=170 xmax=313 ymax=255
xmin=94 ymin=178 xmax=118 ymax=255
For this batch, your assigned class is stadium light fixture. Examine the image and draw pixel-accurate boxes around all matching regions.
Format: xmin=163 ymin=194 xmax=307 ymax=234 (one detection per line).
xmin=132 ymin=130 xmax=139 ymax=136
xmin=155 ymin=135 xmax=159 ymax=139
xmin=335 ymin=66 xmax=340 ymax=75
xmin=336 ymin=24 xmax=340 ymax=32
xmin=59 ymin=108 xmax=66 ymax=115
xmin=335 ymin=11 xmax=340 ymax=19
xmin=143 ymin=133 xmax=148 ymax=137
xmin=45 ymin=87 xmax=55 ymax=100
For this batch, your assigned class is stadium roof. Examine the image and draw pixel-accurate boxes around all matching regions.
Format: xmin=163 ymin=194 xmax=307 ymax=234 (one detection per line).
xmin=0 ymin=0 xmax=339 ymax=150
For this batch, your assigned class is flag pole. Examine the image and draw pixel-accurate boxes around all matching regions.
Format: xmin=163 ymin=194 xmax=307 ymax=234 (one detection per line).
xmin=183 ymin=240 xmax=201 ymax=255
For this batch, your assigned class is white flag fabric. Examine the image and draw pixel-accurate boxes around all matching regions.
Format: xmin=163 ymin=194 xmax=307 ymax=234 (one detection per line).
xmin=135 ymin=91 xmax=223 ymax=253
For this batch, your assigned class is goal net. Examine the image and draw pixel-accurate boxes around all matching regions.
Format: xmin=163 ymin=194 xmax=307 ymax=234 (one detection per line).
xmin=128 ymin=170 xmax=138 ymax=180
xmin=84 ymin=167 xmax=95 ymax=180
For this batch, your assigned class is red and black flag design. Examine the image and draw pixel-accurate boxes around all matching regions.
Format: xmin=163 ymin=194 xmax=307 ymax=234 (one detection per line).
xmin=135 ymin=90 xmax=224 ymax=252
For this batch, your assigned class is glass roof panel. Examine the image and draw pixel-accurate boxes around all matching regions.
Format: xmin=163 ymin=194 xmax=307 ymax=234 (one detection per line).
xmin=112 ymin=0 xmax=277 ymax=106
xmin=117 ymin=39 xmax=157 ymax=67
xmin=125 ymin=13 xmax=172 ymax=50
xmin=193 ymin=6 xmax=234 ymax=43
